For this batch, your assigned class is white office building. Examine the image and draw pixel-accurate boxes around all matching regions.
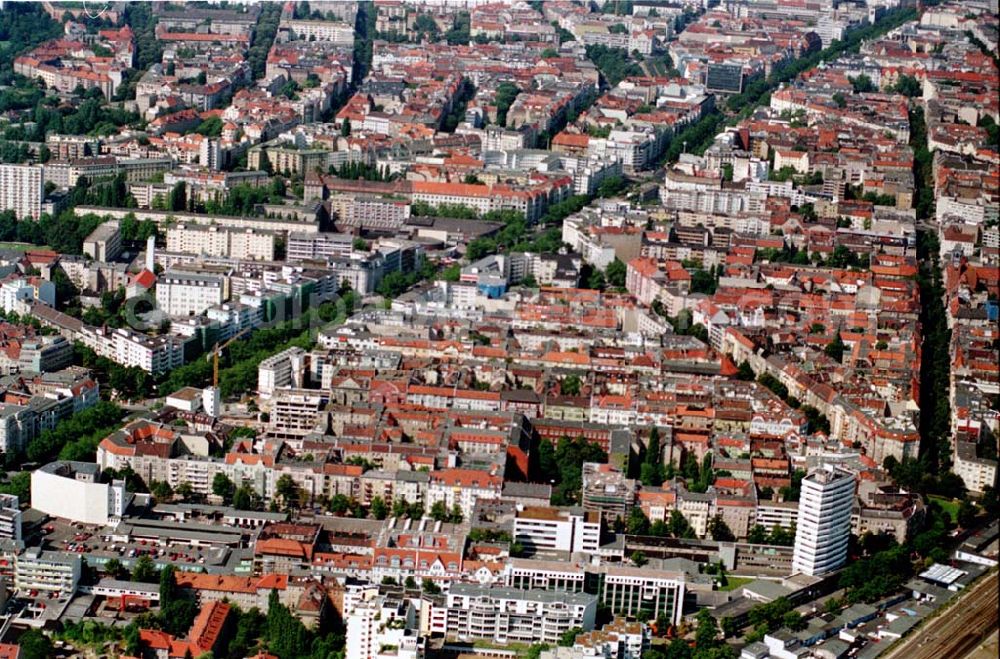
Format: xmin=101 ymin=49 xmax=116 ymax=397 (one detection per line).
xmin=792 ymin=466 xmax=856 ymax=576
xmin=513 ymin=505 xmax=602 ymax=554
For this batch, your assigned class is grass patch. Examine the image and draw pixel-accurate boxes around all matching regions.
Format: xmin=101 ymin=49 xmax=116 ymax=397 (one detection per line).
xmin=929 ymin=495 xmax=960 ymax=523
xmin=719 ymin=576 xmax=754 ymax=592
xmin=0 ymin=242 xmax=49 ymax=251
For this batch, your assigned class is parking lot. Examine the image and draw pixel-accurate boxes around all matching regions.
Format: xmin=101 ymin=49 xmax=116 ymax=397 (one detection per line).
xmin=39 ymin=517 xmax=239 ymax=571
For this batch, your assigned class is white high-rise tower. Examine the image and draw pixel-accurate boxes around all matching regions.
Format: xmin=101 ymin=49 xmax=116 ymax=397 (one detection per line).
xmin=792 ymin=465 xmax=855 ymax=576
xmin=145 ymin=235 xmax=156 ymax=272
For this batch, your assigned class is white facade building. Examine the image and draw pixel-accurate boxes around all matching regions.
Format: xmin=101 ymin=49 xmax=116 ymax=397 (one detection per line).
xmin=14 ymin=547 xmax=82 ymax=595
xmin=30 ymin=461 xmax=132 ymax=526
xmin=280 ymin=19 xmax=356 ymax=45
xmin=258 ymin=347 xmax=308 ymax=397
xmin=445 ymin=583 xmax=597 ymax=646
xmin=792 ymin=466 xmax=855 ymax=576
xmin=0 ymin=493 xmax=23 ymax=544
xmin=345 ymin=593 xmax=421 ymax=659
xmin=513 ymin=506 xmax=602 ymax=554
xmin=0 ymin=163 xmax=44 ymax=219
xmin=156 ymin=269 xmax=229 ymax=317
xmin=106 ymin=328 xmax=185 ymax=375
xmin=166 ymin=224 xmax=276 ymax=261
xmin=0 ymin=403 xmax=36 ymax=455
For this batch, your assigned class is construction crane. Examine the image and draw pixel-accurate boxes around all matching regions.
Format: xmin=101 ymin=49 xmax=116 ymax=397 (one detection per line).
xmin=206 ymin=329 xmax=250 ymax=387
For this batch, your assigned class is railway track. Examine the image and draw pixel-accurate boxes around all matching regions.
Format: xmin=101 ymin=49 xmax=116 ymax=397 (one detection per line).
xmin=882 ymin=572 xmax=998 ymax=659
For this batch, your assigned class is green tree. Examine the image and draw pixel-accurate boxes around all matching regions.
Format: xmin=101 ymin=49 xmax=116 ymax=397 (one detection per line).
xmin=596 ymin=175 xmax=625 ymax=198
xmin=693 ymin=608 xmax=725 ymax=652
xmin=494 ymin=82 xmax=520 ymax=127
xmin=264 ymin=589 xmax=312 ymax=659
xmin=641 ymin=426 xmax=665 ymax=486
xmin=825 ymin=331 xmax=846 ymax=362
xmin=329 ymin=494 xmax=351 ymax=515
xmin=606 ymin=258 xmax=627 ymax=288
xmin=370 ymin=496 xmax=388 ymax=520
xmin=707 ymin=515 xmax=735 ymax=541
xmin=391 ymin=497 xmax=410 ymax=519
xmin=526 ymin=643 xmax=551 ymax=659
xmin=627 ymin=507 xmax=650 ymax=535
xmin=429 ymin=500 xmax=449 ymax=522
xmin=767 ymin=524 xmax=796 ymax=546
xmin=981 ymin=486 xmax=999 ymax=519
xmin=544 ymin=437 xmax=608 ymax=505
xmin=783 ymin=610 xmax=805 ymax=631
xmin=167 ymin=181 xmax=187 ymax=212
xmin=957 ymin=500 xmax=978 ymax=528
xmin=585 ymin=44 xmax=642 ymax=86
xmin=17 ymin=629 xmax=53 ymax=659
xmin=586 ymin=266 xmax=606 ymax=290
xmin=561 ymin=374 xmax=582 ymax=396
xmin=413 ymin=13 xmax=439 ymax=39
xmin=233 ymin=485 xmax=258 ymax=511
xmin=175 ymin=482 xmax=195 ymax=501
xmin=0 ymin=472 xmax=30 ymax=502
xmin=889 ymin=75 xmax=923 ymax=98
xmin=747 ymin=524 xmax=768 ymax=544
xmin=275 ymin=474 xmax=301 ymax=509
xmin=160 ymin=563 xmax=177 ymax=605
xmin=104 ymin=558 xmax=125 ymax=579
xmin=132 ymin=555 xmax=157 ymax=583
xmin=669 ymin=510 xmax=694 ymax=538
xmin=195 ymin=116 xmax=223 ymax=137
xmin=849 ymin=74 xmax=875 ymax=93
xmin=212 ymin=473 xmax=236 ymax=503
xmin=559 ymin=626 xmax=582 ymax=646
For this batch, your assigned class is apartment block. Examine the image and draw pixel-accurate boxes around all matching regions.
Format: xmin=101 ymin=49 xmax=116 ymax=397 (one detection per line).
xmin=14 ymin=547 xmax=82 ymax=595
xmin=166 ymin=224 xmax=277 ymax=261
xmin=0 ymin=164 xmax=44 ymax=220
xmin=0 ymin=494 xmax=23 ymax=544
xmin=17 ymin=336 xmax=74 ymax=374
xmin=287 ymin=232 xmax=355 ymax=261
xmin=82 ymin=221 xmax=123 ymax=262
xmin=258 ymin=347 xmax=309 ymax=397
xmin=156 ymin=269 xmax=229 ymax=317
xmin=445 ymin=583 xmax=597 ymax=646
